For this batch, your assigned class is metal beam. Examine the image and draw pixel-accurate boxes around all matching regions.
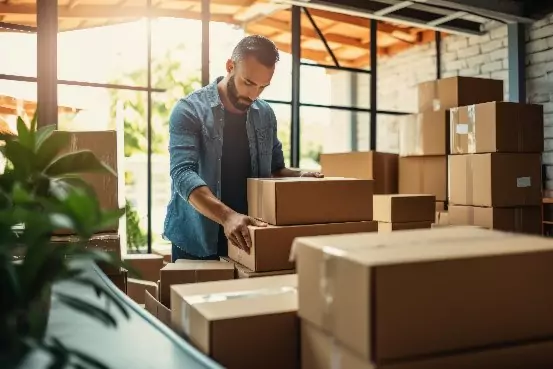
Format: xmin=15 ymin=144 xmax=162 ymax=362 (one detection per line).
xmin=300 ymin=62 xmax=371 ymax=75
xmin=201 ymin=0 xmax=210 ymax=86
xmin=303 ymin=7 xmax=340 ymax=67
xmin=507 ymin=22 xmax=526 ymax=103
xmin=290 ymin=5 xmax=301 ymax=168
xmin=350 ymin=73 xmax=358 ymax=151
xmin=146 ymin=0 xmax=153 ymax=254
xmin=0 ymin=21 xmax=36 ymax=32
xmin=418 ymin=0 xmax=534 ymax=22
xmin=369 ymin=19 xmax=377 ymax=151
xmin=36 ymin=0 xmax=58 ymax=128
xmin=435 ymin=31 xmax=442 ymax=79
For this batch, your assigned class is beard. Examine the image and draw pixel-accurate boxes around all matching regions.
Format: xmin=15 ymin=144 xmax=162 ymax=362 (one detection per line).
xmin=227 ymin=75 xmax=253 ymax=111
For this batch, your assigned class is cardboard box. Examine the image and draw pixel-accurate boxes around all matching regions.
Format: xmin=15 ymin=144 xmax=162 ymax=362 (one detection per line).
xmin=319 ymin=151 xmax=398 ymax=194
xmin=127 ymin=278 xmax=158 ymax=304
xmin=435 ymin=210 xmax=449 ymax=226
xmin=301 ymin=320 xmax=553 ymax=369
xmin=399 ymin=156 xmax=447 ymax=201
xmin=435 ymin=201 xmax=445 ymax=211
xmin=418 ymin=76 xmax=504 ymax=112
xmin=159 ymin=261 xmax=235 ymax=307
xmin=53 ymin=130 xmax=124 ymax=234
xmin=50 ymin=232 xmax=122 ymax=275
xmin=373 ymin=194 xmax=435 ymax=223
xmin=378 ymin=221 xmax=433 ymax=232
xmin=220 ymin=257 xmax=295 ymax=278
xmin=248 ymin=177 xmax=373 ymax=226
xmin=399 ymin=111 xmax=448 ymax=156
xmin=228 ymin=221 xmax=377 ymax=272
xmin=171 ymin=275 xmax=299 ymax=369
xmin=123 ymin=253 xmax=164 ymax=282
xmin=107 ymin=268 xmax=127 ymax=294
xmin=450 ymin=102 xmax=544 ymax=154
xmin=448 ymin=205 xmax=542 ymax=235
xmin=144 ymin=290 xmax=171 ymax=327
xmin=153 ymin=245 xmax=172 ymax=263
xmin=448 ymin=153 xmax=542 ymax=207
xmin=292 ymin=227 xmax=551 ymax=362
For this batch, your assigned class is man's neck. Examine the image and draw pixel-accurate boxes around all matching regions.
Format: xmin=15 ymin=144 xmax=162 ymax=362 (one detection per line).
xmin=217 ymin=77 xmax=247 ymax=115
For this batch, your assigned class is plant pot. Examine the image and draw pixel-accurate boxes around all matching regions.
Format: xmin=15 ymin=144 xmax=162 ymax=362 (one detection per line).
xmin=0 ymin=285 xmax=52 ymax=366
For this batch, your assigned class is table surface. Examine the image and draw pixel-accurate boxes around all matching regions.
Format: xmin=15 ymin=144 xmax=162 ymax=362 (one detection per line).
xmin=18 ymin=261 xmax=223 ymax=369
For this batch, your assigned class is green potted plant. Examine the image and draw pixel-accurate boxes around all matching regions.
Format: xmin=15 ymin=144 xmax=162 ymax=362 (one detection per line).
xmin=0 ymin=115 xmax=129 ymax=368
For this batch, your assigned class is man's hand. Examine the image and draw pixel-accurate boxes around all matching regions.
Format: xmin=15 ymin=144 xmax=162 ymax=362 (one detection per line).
xmin=300 ymin=171 xmax=324 ymax=178
xmin=223 ymin=212 xmax=267 ymax=251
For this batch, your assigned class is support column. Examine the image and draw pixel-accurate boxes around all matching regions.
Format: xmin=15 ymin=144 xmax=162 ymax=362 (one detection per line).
xmin=36 ymin=0 xmax=58 ymax=128
xmin=369 ymin=19 xmax=377 ymax=151
xmin=146 ymin=0 xmax=153 ymax=253
xmin=350 ymin=73 xmax=358 ymax=151
xmin=435 ymin=31 xmax=442 ymax=79
xmin=201 ymin=0 xmax=210 ymax=86
xmin=507 ymin=23 xmax=526 ymax=103
xmin=291 ymin=5 xmax=301 ymax=168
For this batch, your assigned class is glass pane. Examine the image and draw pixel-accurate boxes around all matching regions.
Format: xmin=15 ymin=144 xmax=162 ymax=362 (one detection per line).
xmin=209 ymin=22 xmax=246 ymax=82
xmin=0 ymin=32 xmax=37 ymax=77
xmin=58 ymin=4 xmax=148 ymax=86
xmin=0 ymin=80 xmax=36 ymax=133
xmin=271 ymin=103 xmax=292 ymax=168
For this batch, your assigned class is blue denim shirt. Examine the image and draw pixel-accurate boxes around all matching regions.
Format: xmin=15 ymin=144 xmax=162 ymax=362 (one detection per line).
xmin=163 ymin=77 xmax=286 ymax=257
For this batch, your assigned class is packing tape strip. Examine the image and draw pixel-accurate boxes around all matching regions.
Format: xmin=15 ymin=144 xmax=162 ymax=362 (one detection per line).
xmin=467 ymin=105 xmax=477 ymax=154
xmin=399 ymin=115 xmax=422 ymax=156
xmin=180 ymin=286 xmax=297 ymax=336
xmin=432 ymin=80 xmax=440 ymax=112
xmin=330 ymin=337 xmax=343 ymax=369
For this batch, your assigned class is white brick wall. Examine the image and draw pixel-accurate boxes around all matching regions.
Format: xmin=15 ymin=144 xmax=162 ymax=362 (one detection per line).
xmin=328 ymin=13 xmax=553 ymax=189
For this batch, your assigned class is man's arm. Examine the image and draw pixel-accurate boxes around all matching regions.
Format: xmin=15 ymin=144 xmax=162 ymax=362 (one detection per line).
xmin=169 ymin=100 xmax=264 ymax=250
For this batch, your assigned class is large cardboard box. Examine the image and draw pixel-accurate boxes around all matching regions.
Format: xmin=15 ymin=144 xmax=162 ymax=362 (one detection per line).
xmin=418 ymin=76 xmax=504 ymax=112
xmin=159 ymin=261 xmax=235 ymax=307
xmin=228 ymin=221 xmax=377 ymax=272
xmin=319 ymin=152 xmax=398 ymax=194
xmin=145 ymin=290 xmax=171 ymax=327
xmin=448 ymin=153 xmax=542 ymax=207
xmin=399 ymin=111 xmax=448 ymax=156
xmin=301 ymin=320 xmax=553 ymax=369
xmin=171 ymin=275 xmax=299 ymax=369
xmin=448 ymin=205 xmax=542 ymax=235
xmin=248 ymin=177 xmax=373 ymax=226
xmin=399 ymin=156 xmax=446 ymax=201
xmin=127 ymin=278 xmax=158 ymax=304
xmin=53 ymin=130 xmax=124 ymax=234
xmin=450 ymin=102 xmax=544 ymax=154
xmin=123 ymin=253 xmax=164 ymax=282
xmin=292 ymin=227 xmax=553 ymax=362
xmin=378 ymin=221 xmax=433 ymax=232
xmin=373 ymin=194 xmax=435 ymax=223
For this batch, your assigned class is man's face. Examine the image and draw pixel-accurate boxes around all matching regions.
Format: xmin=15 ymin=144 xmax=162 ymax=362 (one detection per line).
xmin=226 ymin=55 xmax=275 ymax=111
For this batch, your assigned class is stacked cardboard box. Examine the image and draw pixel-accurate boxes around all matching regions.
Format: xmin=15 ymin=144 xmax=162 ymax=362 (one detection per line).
xmin=293 ymin=227 xmax=553 ymax=368
xmin=319 ymin=151 xmax=398 ymax=194
xmin=171 ymin=275 xmax=300 ymax=369
xmin=374 ymin=194 xmax=435 ymax=232
xmin=227 ymin=177 xmax=378 ymax=275
xmin=448 ymin=102 xmax=544 ymax=234
xmin=400 ymin=77 xmax=505 ymax=213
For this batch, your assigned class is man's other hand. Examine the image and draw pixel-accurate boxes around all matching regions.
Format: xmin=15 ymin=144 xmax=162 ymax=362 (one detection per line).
xmin=300 ymin=171 xmax=324 ymax=178
xmin=223 ymin=212 xmax=267 ymax=251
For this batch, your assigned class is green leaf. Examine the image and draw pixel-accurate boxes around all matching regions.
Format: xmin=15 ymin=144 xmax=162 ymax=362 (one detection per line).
xmin=30 ymin=110 xmax=38 ymax=133
xmin=16 ymin=116 xmax=34 ymax=151
xmin=56 ymin=292 xmax=118 ymax=327
xmin=35 ymin=124 xmax=56 ymax=152
xmin=49 ymin=176 xmax=97 ymax=201
xmin=95 ymin=208 xmax=125 ymax=232
xmin=36 ymin=130 xmax=70 ymax=172
xmin=4 ymin=140 xmax=34 ymax=179
xmin=44 ymin=150 xmax=117 ymax=177
xmin=11 ymin=183 xmax=33 ymax=204
xmin=67 ymin=347 xmax=110 ymax=369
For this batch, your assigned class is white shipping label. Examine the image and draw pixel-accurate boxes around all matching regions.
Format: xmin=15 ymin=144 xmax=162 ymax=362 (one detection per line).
xmin=516 ymin=177 xmax=531 ymax=188
xmin=456 ymin=124 xmax=469 ymax=134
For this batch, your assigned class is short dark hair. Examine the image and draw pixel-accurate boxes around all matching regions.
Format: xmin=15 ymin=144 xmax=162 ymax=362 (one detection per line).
xmin=231 ymin=35 xmax=280 ymax=67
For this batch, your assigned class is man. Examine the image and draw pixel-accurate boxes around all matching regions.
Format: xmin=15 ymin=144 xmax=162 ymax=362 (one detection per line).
xmin=164 ymin=35 xmax=323 ymax=261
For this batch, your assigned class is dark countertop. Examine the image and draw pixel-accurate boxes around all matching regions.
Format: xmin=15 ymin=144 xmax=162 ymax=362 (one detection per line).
xmin=18 ymin=261 xmax=223 ymax=369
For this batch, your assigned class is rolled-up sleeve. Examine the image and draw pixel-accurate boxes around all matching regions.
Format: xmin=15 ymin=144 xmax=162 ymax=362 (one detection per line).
xmin=269 ymin=107 xmax=286 ymax=173
xmin=169 ymin=99 xmax=207 ymax=201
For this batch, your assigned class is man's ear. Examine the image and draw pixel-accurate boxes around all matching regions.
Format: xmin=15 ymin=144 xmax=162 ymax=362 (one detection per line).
xmin=226 ymin=59 xmax=234 ymax=74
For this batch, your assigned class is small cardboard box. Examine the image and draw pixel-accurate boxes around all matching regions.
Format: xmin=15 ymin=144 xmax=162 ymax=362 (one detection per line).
xmin=373 ymin=194 xmax=435 ymax=223
xmin=123 ymin=253 xmax=164 ymax=282
xmin=319 ymin=151 xmax=398 ymax=194
xmin=145 ymin=290 xmax=171 ymax=327
xmin=127 ymin=278 xmax=158 ymax=304
xmin=228 ymin=221 xmax=377 ymax=272
xmin=448 ymin=153 xmax=542 ymax=207
xmin=418 ymin=76 xmax=504 ymax=112
xmin=399 ymin=156 xmax=447 ymax=201
xmin=159 ymin=261 xmax=235 ymax=307
xmin=171 ymin=275 xmax=299 ymax=369
xmin=450 ymin=102 xmax=544 ymax=155
xmin=248 ymin=177 xmax=373 ymax=226
xmin=399 ymin=111 xmax=448 ymax=156
xmin=292 ymin=227 xmax=552 ymax=362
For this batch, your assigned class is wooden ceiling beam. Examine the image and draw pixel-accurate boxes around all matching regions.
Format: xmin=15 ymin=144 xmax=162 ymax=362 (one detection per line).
xmin=0 ymin=3 xmax=239 ymax=23
xmin=254 ymin=17 xmax=370 ymax=50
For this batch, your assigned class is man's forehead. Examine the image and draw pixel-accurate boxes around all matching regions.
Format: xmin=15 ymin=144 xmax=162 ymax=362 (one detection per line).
xmin=235 ymin=57 xmax=274 ymax=85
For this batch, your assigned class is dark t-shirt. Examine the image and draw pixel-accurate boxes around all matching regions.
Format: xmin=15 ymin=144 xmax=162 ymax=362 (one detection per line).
xmin=217 ymin=109 xmax=251 ymax=256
